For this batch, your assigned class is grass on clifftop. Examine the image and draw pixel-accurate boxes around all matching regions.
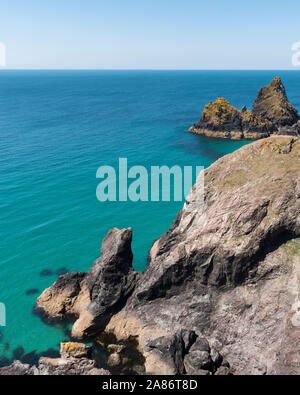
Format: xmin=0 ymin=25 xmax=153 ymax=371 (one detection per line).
xmin=283 ymin=240 xmax=300 ymax=256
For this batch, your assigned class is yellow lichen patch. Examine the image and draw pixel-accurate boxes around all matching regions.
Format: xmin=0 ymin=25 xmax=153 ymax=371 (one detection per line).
xmin=282 ymin=240 xmax=300 ymax=257
xmin=60 ymin=342 xmax=89 ymax=358
xmin=201 ymin=97 xmax=239 ymax=125
xmin=262 ymin=138 xmax=295 ymax=154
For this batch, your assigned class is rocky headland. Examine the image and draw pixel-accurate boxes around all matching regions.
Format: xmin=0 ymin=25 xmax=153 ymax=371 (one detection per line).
xmin=189 ymin=77 xmax=300 ymax=140
xmin=2 ymin=135 xmax=299 ymax=375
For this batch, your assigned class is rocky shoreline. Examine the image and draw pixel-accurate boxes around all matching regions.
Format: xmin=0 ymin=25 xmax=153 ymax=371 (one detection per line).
xmin=2 ymin=135 xmax=299 ymax=375
xmin=0 ymin=342 xmax=110 ymax=375
xmin=189 ymin=77 xmax=300 ymax=140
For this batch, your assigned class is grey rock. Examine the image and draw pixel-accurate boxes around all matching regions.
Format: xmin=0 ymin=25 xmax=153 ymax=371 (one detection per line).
xmin=0 ymin=361 xmax=35 ymax=376
xmin=215 ymin=366 xmax=231 ymax=375
xmin=146 ymin=332 xmax=186 ymax=375
xmin=86 ymin=227 xmax=138 ymax=333
xmin=107 ymin=352 xmax=121 ymax=368
xmin=184 ymin=339 xmax=213 ymax=373
xmin=211 ymin=348 xmax=223 ymax=368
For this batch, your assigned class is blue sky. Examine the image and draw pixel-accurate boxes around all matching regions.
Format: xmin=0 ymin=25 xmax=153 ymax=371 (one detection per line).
xmin=0 ymin=0 xmax=299 ymax=69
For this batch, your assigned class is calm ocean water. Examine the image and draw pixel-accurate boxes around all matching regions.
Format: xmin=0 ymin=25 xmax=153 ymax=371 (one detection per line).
xmin=0 ymin=70 xmax=299 ymax=365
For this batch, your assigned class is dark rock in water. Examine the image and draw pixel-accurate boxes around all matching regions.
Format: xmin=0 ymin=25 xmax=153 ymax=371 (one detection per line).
xmin=56 ymin=267 xmax=69 ymax=276
xmin=40 ymin=269 xmax=53 ymax=277
xmin=0 ymin=356 xmax=11 ymax=369
xmin=189 ymin=77 xmax=299 ymax=139
xmin=21 ymin=351 xmax=40 ymax=366
xmin=26 ymin=288 xmax=39 ymax=295
xmin=252 ymin=76 xmax=299 ymax=126
xmin=12 ymin=346 xmax=25 ymax=360
xmin=19 ymin=348 xmax=60 ymax=366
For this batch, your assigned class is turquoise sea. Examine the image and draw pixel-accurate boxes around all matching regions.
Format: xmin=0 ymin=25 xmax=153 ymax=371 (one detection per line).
xmin=0 ymin=70 xmax=299 ymax=365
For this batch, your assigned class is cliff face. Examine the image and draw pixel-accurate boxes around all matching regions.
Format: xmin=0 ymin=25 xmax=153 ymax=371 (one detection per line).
xmin=105 ymin=136 xmax=300 ymax=375
xmin=32 ymin=136 xmax=300 ymax=375
xmin=189 ymin=77 xmax=300 ymax=139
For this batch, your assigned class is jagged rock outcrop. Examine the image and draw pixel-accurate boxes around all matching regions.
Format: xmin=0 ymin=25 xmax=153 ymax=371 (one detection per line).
xmin=0 ymin=343 xmax=110 ymax=376
xmin=34 ymin=228 xmax=139 ymax=339
xmin=105 ymin=136 xmax=300 ymax=375
xmin=189 ymin=77 xmax=299 ymax=139
xmin=252 ymin=76 xmax=299 ymax=126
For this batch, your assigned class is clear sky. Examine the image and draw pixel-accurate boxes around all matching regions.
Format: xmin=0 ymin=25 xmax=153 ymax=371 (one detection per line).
xmin=0 ymin=0 xmax=300 ymax=70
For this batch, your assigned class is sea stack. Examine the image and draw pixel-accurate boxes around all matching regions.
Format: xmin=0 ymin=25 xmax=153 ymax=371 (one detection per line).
xmin=189 ymin=77 xmax=300 ymax=139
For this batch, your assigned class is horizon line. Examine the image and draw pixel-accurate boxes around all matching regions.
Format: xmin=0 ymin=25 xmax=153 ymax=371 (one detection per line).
xmin=0 ymin=68 xmax=300 ymax=72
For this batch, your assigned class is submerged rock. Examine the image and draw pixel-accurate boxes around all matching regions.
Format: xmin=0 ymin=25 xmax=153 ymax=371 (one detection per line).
xmin=189 ymin=77 xmax=299 ymax=139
